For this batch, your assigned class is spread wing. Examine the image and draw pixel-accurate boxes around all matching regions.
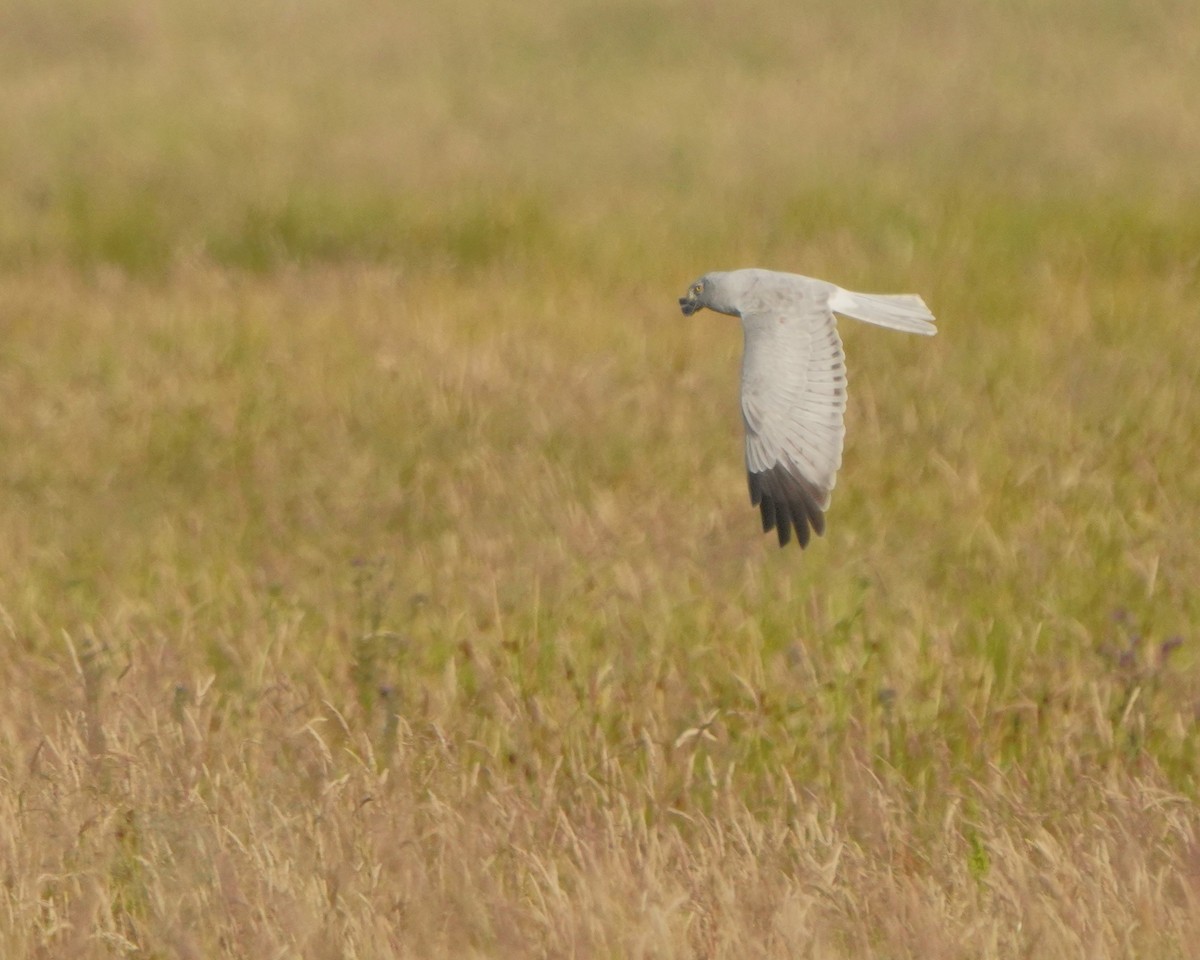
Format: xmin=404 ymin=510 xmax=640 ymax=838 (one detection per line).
xmin=739 ymin=300 xmax=847 ymax=547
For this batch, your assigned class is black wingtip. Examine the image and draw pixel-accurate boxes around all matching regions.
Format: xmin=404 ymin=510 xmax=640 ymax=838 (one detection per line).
xmin=748 ymin=465 xmax=827 ymax=549
xmin=759 ymin=495 xmax=776 ymax=535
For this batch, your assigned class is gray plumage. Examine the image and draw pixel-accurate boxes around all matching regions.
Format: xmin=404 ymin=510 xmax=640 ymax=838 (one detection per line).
xmin=678 ymin=268 xmax=936 ymax=548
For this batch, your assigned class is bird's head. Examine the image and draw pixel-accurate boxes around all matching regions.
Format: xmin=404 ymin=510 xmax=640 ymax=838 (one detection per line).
xmin=678 ymin=275 xmax=709 ymax=316
xmin=679 ymin=272 xmax=737 ymax=317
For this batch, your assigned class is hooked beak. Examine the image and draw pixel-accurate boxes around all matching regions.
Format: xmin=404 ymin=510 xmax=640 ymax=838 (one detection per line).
xmin=679 ymin=296 xmax=700 ymax=316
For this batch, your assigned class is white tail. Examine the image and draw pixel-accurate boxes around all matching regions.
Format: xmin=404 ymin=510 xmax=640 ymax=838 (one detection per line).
xmin=828 ymin=287 xmax=937 ymax=336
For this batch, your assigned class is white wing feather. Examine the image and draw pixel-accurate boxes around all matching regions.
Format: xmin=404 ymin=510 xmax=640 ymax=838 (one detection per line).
xmin=740 ymin=296 xmax=847 ymax=547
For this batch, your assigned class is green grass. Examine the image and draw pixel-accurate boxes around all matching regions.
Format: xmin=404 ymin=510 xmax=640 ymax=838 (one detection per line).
xmin=2 ymin=0 xmax=1200 ymax=956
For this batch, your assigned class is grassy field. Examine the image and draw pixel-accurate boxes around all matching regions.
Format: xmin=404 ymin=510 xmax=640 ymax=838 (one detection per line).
xmin=3 ymin=0 xmax=1200 ymax=955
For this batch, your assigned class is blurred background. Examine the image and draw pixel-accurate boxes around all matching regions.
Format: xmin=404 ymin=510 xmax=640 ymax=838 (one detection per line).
xmin=3 ymin=0 xmax=1197 ymax=648
xmin=2 ymin=0 xmax=1200 ymax=955
xmin=2 ymin=0 xmax=1196 ymax=272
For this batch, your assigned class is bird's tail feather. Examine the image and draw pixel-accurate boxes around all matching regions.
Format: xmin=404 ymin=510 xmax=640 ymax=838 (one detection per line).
xmin=828 ymin=288 xmax=937 ymax=335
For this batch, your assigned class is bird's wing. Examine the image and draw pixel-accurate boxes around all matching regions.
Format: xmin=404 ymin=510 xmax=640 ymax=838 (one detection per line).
xmin=739 ymin=297 xmax=847 ymax=548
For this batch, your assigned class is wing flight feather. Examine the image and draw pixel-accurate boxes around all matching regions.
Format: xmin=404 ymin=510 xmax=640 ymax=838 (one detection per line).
xmin=739 ymin=295 xmax=847 ymax=548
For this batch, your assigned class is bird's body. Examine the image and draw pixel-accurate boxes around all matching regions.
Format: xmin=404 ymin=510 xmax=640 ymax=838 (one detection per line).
xmin=678 ymin=269 xmax=936 ymax=548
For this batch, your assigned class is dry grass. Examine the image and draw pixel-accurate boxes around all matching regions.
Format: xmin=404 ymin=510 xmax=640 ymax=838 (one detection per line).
xmin=3 ymin=0 xmax=1200 ymax=956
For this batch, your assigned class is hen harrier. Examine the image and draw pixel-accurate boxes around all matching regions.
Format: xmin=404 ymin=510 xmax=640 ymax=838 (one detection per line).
xmin=679 ymin=269 xmax=936 ymax=548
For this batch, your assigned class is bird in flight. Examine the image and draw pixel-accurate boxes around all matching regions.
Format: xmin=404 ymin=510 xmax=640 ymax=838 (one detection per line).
xmin=679 ymin=268 xmax=936 ymax=548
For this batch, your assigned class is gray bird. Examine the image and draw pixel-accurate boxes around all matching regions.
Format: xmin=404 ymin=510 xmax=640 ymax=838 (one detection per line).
xmin=679 ymin=269 xmax=936 ymax=548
